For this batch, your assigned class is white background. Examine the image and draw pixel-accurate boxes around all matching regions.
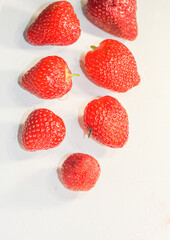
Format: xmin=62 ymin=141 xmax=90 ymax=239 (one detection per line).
xmin=0 ymin=0 xmax=170 ymax=239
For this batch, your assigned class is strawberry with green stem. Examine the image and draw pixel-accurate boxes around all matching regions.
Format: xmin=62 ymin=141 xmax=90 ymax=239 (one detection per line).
xmin=83 ymin=95 xmax=129 ymax=148
xmin=20 ymin=56 xmax=79 ymax=99
xmin=84 ymin=39 xmax=140 ymax=93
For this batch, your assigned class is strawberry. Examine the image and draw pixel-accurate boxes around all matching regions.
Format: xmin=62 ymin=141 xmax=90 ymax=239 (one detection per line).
xmin=84 ymin=39 xmax=140 ymax=93
xmin=59 ymin=153 xmax=101 ymax=191
xmin=85 ymin=0 xmax=138 ymax=41
xmin=21 ymin=108 xmax=66 ymax=151
xmin=26 ymin=1 xmax=81 ymax=46
xmin=20 ymin=56 xmax=79 ymax=99
xmin=83 ymin=96 xmax=129 ymax=148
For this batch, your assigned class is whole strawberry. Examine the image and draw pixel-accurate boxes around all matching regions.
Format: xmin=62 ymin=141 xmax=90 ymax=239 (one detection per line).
xmin=83 ymin=96 xmax=129 ymax=148
xmin=26 ymin=1 xmax=81 ymax=46
xmin=59 ymin=153 xmax=101 ymax=191
xmin=20 ymin=56 xmax=79 ymax=99
xmin=84 ymin=39 xmax=140 ymax=93
xmin=85 ymin=0 xmax=138 ymax=41
xmin=21 ymin=108 xmax=66 ymax=151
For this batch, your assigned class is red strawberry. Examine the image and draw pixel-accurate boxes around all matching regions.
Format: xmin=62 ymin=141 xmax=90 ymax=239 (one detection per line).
xmin=20 ymin=56 xmax=79 ymax=99
xmin=59 ymin=153 xmax=101 ymax=191
xmin=21 ymin=108 xmax=66 ymax=151
xmin=26 ymin=1 xmax=81 ymax=46
xmin=83 ymin=96 xmax=129 ymax=148
xmin=84 ymin=39 xmax=140 ymax=93
xmin=85 ymin=0 xmax=138 ymax=41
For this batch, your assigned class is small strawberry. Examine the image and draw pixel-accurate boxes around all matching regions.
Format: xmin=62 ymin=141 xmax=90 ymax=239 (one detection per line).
xmin=59 ymin=153 xmax=101 ymax=191
xmin=20 ymin=56 xmax=79 ymax=99
xmin=84 ymin=39 xmax=140 ymax=93
xmin=21 ymin=108 xmax=66 ymax=151
xmin=83 ymin=96 xmax=129 ymax=148
xmin=26 ymin=1 xmax=81 ymax=46
xmin=85 ymin=0 xmax=138 ymax=41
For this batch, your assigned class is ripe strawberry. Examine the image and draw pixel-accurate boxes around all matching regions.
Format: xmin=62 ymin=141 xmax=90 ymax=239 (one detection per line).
xmin=85 ymin=0 xmax=138 ymax=41
xmin=83 ymin=96 xmax=129 ymax=148
xmin=21 ymin=108 xmax=66 ymax=151
xmin=20 ymin=56 xmax=79 ymax=99
xmin=84 ymin=39 xmax=140 ymax=93
xmin=59 ymin=153 xmax=101 ymax=191
xmin=26 ymin=1 xmax=81 ymax=46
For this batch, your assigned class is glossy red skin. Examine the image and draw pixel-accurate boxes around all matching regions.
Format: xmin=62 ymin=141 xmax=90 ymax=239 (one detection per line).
xmin=83 ymin=96 xmax=129 ymax=148
xmin=21 ymin=56 xmax=72 ymax=99
xmin=22 ymin=108 xmax=66 ymax=151
xmin=26 ymin=1 xmax=81 ymax=46
xmin=85 ymin=0 xmax=138 ymax=41
xmin=60 ymin=153 xmax=101 ymax=191
xmin=84 ymin=39 xmax=140 ymax=93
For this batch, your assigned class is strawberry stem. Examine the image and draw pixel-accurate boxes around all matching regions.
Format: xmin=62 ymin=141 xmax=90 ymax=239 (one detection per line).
xmin=66 ymin=73 xmax=79 ymax=78
xmin=90 ymin=45 xmax=97 ymax=50
xmin=88 ymin=126 xmax=93 ymax=138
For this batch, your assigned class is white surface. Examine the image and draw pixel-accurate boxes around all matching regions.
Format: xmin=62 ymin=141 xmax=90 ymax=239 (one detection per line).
xmin=0 ymin=0 xmax=170 ymax=239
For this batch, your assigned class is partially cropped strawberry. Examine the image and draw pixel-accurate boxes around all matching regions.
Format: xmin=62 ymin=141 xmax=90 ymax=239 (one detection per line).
xmin=85 ymin=0 xmax=138 ymax=41
xmin=20 ymin=56 xmax=79 ymax=99
xmin=84 ymin=39 xmax=140 ymax=93
xmin=21 ymin=108 xmax=66 ymax=151
xmin=83 ymin=96 xmax=129 ymax=148
xmin=26 ymin=1 xmax=81 ymax=46
xmin=59 ymin=153 xmax=101 ymax=191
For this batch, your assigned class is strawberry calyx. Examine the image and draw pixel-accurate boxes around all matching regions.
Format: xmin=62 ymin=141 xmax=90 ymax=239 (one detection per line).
xmin=66 ymin=73 xmax=80 ymax=78
xmin=90 ymin=45 xmax=97 ymax=50
xmin=88 ymin=126 xmax=93 ymax=138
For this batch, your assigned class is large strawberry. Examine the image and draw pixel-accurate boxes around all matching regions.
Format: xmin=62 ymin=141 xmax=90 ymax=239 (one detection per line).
xmin=21 ymin=108 xmax=66 ymax=151
xmin=85 ymin=0 xmax=138 ymax=41
xmin=83 ymin=96 xmax=129 ymax=148
xmin=26 ymin=1 xmax=81 ymax=46
xmin=59 ymin=153 xmax=101 ymax=191
xmin=20 ymin=56 xmax=79 ymax=99
xmin=84 ymin=39 xmax=140 ymax=93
